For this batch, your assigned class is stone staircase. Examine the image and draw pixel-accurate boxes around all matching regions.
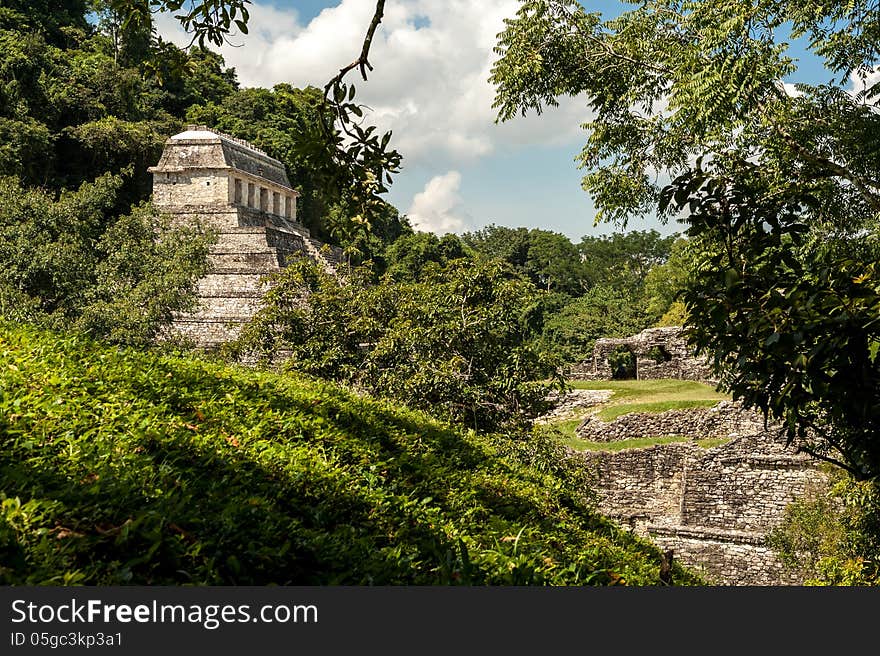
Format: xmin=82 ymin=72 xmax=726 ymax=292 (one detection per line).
xmin=304 ymin=237 xmax=345 ymax=275
xmin=166 ymin=214 xmax=339 ymax=350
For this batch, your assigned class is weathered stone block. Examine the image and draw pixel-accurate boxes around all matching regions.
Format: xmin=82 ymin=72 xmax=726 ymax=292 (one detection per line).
xmin=573 ymin=431 xmax=828 ymax=585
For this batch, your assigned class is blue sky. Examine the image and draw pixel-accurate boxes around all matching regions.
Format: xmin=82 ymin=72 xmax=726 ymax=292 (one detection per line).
xmin=156 ymin=1 xmax=840 ymax=241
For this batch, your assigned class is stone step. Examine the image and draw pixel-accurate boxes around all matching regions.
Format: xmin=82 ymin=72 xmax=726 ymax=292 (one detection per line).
xmin=266 ymin=215 xmax=311 ymax=238
xmin=212 ymin=231 xmax=272 ymax=250
xmin=646 ymin=524 xmax=767 ymax=545
xmin=220 ymin=226 xmax=272 ymax=234
xmin=303 ymin=238 xmax=342 ymax=274
xmin=174 ymin=313 xmax=254 ymax=323
xmin=198 ymin=289 xmax=263 ymax=299
xmin=210 ymin=243 xmax=276 ymax=254
xmin=187 ymin=295 xmax=265 ymax=319
xmin=168 ymin=318 xmax=247 ymax=345
xmin=208 ymin=251 xmax=283 ymax=270
xmin=266 ymin=229 xmax=307 ymax=254
xmin=197 ymin=273 xmax=273 ymax=295
xmin=207 ymin=267 xmax=283 ymax=276
xmin=167 ymin=209 xmax=254 ymax=231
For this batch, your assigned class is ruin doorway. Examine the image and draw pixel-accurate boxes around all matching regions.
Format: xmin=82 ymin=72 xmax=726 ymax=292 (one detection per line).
xmin=608 ymin=345 xmax=637 ymax=380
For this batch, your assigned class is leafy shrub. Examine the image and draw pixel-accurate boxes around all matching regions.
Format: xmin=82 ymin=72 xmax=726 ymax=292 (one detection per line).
xmin=768 ymin=471 xmax=880 ymax=585
xmin=0 ymin=174 xmax=212 ymax=345
xmin=232 ymin=257 xmax=565 ymax=432
xmin=540 ymin=284 xmax=652 ymax=365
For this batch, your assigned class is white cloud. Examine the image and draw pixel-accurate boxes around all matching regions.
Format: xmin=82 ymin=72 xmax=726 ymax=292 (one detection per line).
xmin=154 ymin=0 xmax=591 ymax=167
xmin=849 ymin=66 xmax=880 ymax=104
xmin=782 ymin=82 xmax=803 ymax=98
xmin=407 ymin=171 xmax=470 ymax=233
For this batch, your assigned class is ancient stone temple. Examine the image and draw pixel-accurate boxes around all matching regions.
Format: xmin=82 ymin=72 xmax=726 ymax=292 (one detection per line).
xmin=149 ymin=126 xmax=342 ymax=349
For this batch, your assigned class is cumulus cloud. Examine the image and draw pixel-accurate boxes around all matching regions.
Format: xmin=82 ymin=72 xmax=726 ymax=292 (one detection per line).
xmin=407 ymin=171 xmax=470 ymax=233
xmin=154 ymin=0 xmax=591 ymax=167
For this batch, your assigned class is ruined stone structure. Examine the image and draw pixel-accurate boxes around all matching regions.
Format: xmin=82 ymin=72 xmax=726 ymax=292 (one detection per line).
xmin=536 ymin=389 xmax=614 ymax=425
xmin=576 ymin=400 xmax=766 ymax=442
xmin=554 ymin=325 xmax=831 ymax=584
xmin=575 ymin=433 xmax=828 ymax=585
xmin=149 ymin=126 xmax=342 ymax=348
xmin=569 ymin=326 xmax=714 ymax=382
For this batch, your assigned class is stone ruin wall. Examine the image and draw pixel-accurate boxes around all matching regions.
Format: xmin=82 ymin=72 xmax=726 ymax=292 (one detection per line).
xmin=153 ymin=170 xmax=233 ymax=207
xmin=568 ymin=326 xmax=715 ymax=383
xmin=573 ymin=429 xmax=828 ymax=585
xmin=647 ymin=525 xmax=792 ymax=587
xmin=576 ymin=401 xmax=766 ymax=442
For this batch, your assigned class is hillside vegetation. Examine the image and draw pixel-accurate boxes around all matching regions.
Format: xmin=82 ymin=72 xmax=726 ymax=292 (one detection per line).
xmin=0 ymin=323 xmax=699 ymax=585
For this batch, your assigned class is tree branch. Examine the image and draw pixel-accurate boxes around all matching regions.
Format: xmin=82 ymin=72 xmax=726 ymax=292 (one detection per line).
xmin=555 ymin=2 xmax=671 ymax=76
xmin=773 ymin=124 xmax=880 ymax=214
xmin=763 ymin=82 xmax=880 ymax=214
xmin=323 ymin=0 xmax=386 ymax=96
xmin=797 ymin=443 xmax=858 ymax=477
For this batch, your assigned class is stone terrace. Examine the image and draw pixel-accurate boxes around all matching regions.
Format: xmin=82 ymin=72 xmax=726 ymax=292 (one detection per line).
xmin=566 ymin=399 xmax=827 ymax=585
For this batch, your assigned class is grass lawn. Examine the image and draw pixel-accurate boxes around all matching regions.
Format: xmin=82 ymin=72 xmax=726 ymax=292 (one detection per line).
xmin=569 ymin=379 xmax=729 ymax=402
xmin=570 ymin=379 xmax=729 ymax=420
xmin=596 ymin=399 xmax=721 ymax=421
xmin=542 ymin=379 xmax=733 ymax=451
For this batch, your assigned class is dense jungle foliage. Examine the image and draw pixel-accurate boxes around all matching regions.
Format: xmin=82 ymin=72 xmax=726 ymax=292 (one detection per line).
xmin=0 ymin=0 xmax=724 ymax=587
xmin=0 ymin=0 xmax=410 ymax=347
xmin=0 ymin=0 xmax=683 ymax=357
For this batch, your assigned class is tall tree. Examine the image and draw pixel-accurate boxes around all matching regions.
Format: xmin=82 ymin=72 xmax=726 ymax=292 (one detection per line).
xmin=461 ymin=225 xmax=587 ymax=296
xmin=383 ymin=231 xmax=465 ymax=282
xmin=641 ymin=236 xmax=695 ymax=322
xmin=231 ymin=257 xmax=563 ymax=432
xmin=491 ymin=1 xmax=880 ymax=479
xmin=578 ymin=230 xmax=677 ymax=291
xmin=0 ymin=1 xmax=88 ymax=45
